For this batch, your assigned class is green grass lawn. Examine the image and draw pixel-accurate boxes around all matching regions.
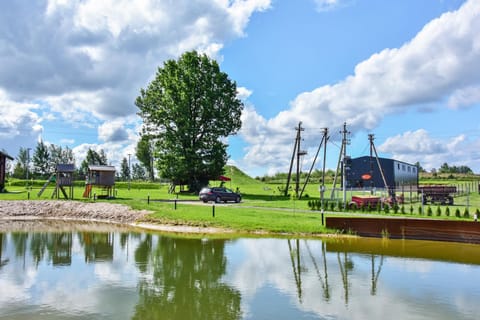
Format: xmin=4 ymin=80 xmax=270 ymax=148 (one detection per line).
xmin=2 ymin=167 xmax=480 ymax=236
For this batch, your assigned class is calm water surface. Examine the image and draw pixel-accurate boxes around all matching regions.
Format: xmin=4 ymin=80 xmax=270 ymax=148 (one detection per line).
xmin=1 ymin=223 xmax=480 ymax=319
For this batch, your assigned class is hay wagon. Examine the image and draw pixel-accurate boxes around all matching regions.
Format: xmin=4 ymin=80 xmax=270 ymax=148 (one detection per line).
xmin=417 ymin=185 xmax=457 ymax=205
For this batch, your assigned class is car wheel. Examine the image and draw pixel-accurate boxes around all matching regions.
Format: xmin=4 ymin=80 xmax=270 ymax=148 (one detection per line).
xmin=215 ymin=196 xmax=221 ymax=203
xmin=235 ymin=197 xmax=241 ymax=203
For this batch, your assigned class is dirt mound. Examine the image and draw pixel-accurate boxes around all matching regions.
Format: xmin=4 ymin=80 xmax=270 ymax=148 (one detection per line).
xmin=0 ymin=200 xmax=150 ymax=224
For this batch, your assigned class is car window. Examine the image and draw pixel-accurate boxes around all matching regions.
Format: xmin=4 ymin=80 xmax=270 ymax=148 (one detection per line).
xmin=200 ymin=188 xmax=211 ymax=193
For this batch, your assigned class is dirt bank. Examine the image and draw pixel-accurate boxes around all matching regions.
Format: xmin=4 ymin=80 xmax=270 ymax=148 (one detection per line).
xmin=0 ymin=200 xmax=233 ymax=235
xmin=0 ymin=200 xmax=150 ymax=224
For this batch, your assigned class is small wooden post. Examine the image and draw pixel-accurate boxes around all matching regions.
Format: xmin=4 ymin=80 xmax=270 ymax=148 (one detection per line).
xmin=212 ymin=204 xmax=215 ymax=217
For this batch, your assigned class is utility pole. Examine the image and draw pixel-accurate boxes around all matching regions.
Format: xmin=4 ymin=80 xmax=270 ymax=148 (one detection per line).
xmin=331 ymin=123 xmax=350 ymax=208
xmin=26 ymin=147 xmax=31 ymax=187
xmin=285 ymin=122 xmax=304 ymax=197
xmin=128 ymin=153 xmax=131 ymax=191
xmin=368 ymin=134 xmax=390 ymax=198
xmin=296 ymin=123 xmax=307 ymax=199
xmin=341 ymin=123 xmax=350 ymax=206
xmin=299 ymin=127 xmax=328 ymax=199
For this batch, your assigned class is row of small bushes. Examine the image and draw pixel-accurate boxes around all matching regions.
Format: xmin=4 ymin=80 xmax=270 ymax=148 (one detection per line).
xmin=307 ymin=199 xmax=479 ymax=219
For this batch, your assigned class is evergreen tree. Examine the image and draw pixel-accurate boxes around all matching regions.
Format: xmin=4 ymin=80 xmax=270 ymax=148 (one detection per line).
xmin=32 ymin=141 xmax=50 ymax=178
xmin=132 ymin=163 xmax=146 ymax=180
xmin=12 ymin=147 xmax=29 ymax=179
xmin=120 ymin=157 xmax=130 ymax=181
xmin=136 ymin=134 xmax=154 ymax=181
xmin=79 ymin=148 xmax=108 ymax=176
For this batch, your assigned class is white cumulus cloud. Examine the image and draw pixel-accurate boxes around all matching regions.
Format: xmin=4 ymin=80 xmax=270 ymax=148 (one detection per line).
xmin=240 ymin=0 xmax=480 ymax=173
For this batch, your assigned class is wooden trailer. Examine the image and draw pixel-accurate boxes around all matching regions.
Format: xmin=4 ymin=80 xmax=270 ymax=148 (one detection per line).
xmin=418 ymin=185 xmax=457 ymax=205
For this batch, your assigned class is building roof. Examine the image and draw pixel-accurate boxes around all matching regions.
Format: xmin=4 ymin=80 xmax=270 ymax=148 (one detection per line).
xmin=352 ymin=155 xmax=416 ymax=167
xmin=0 ymin=149 xmax=13 ymax=160
xmin=88 ymin=165 xmax=116 ymax=172
xmin=56 ymin=164 xmax=75 ymax=172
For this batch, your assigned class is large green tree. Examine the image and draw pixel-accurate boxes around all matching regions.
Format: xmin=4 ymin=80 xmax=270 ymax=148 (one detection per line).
xmin=136 ymin=51 xmax=243 ymax=192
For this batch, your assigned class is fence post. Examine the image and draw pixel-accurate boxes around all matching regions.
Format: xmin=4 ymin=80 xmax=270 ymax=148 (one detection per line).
xmin=212 ymin=204 xmax=215 ymax=217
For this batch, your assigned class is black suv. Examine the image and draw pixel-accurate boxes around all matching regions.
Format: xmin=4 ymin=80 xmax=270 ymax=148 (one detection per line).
xmin=199 ymin=187 xmax=241 ymax=203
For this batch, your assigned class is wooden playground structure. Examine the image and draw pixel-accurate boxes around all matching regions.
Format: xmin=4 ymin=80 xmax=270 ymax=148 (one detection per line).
xmin=83 ymin=165 xmax=116 ymax=199
xmin=38 ymin=164 xmax=75 ymax=199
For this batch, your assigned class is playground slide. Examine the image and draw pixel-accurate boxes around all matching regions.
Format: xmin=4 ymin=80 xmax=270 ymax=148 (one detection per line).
xmin=83 ymin=184 xmax=92 ymax=198
xmin=37 ymin=173 xmax=55 ymax=197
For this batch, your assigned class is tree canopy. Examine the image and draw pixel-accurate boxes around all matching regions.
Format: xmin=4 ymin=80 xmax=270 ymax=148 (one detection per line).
xmin=79 ymin=148 xmax=108 ymax=176
xmin=136 ymin=51 xmax=243 ymax=192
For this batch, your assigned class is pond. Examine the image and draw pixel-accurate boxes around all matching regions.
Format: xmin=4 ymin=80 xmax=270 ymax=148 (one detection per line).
xmin=1 ymin=221 xmax=480 ymax=319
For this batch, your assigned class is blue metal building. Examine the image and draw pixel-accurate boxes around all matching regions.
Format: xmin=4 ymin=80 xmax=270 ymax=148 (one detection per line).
xmin=346 ymin=156 xmax=418 ymax=189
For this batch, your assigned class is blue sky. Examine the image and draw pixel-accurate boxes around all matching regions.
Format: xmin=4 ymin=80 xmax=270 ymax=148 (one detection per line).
xmin=1 ymin=0 xmax=479 ymax=177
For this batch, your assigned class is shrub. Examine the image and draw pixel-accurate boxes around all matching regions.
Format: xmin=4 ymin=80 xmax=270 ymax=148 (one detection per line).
xmin=436 ymin=206 xmax=442 ymax=216
xmin=337 ymin=201 xmax=343 ymax=212
xmin=427 ymin=206 xmax=433 ymax=216
xmin=464 ymin=208 xmax=470 ymax=219
xmin=410 ymin=205 xmax=414 ymax=215
xmin=445 ymin=206 xmax=450 ymax=217
xmin=418 ymin=206 xmax=423 ymax=215
xmin=330 ymin=202 xmax=335 ymax=211
xmin=384 ymin=204 xmax=390 ymax=214
xmin=455 ymin=208 xmax=461 ymax=218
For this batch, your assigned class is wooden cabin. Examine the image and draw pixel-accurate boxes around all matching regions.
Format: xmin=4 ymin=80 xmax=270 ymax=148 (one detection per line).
xmin=0 ymin=150 xmax=13 ymax=192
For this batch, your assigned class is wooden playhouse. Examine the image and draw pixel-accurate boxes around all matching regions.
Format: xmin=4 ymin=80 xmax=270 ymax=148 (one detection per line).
xmin=83 ymin=165 xmax=116 ymax=198
xmin=37 ymin=164 xmax=75 ymax=199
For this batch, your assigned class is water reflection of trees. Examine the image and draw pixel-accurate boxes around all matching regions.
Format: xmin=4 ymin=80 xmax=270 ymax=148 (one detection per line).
xmin=132 ymin=236 xmax=242 ymax=320
xmin=79 ymin=232 xmax=114 ymax=262
xmin=0 ymin=231 xmax=116 ymax=268
xmin=0 ymin=233 xmax=9 ymax=268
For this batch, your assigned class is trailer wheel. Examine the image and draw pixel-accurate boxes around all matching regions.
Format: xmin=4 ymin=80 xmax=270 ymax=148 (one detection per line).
xmin=421 ymin=195 xmax=427 ymax=205
xmin=448 ymin=196 xmax=454 ymax=205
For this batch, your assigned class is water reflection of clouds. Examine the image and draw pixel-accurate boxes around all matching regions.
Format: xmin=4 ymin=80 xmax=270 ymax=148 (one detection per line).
xmin=225 ymin=238 xmax=480 ymax=320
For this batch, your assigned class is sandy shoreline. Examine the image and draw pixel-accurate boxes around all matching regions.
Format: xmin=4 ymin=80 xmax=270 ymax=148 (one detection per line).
xmin=0 ymin=200 xmax=233 ymax=234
